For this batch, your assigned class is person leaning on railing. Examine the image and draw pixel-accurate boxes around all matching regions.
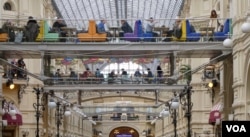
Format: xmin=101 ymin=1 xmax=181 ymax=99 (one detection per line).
xmin=209 ymin=9 xmax=221 ymax=32
xmin=68 ymin=68 xmax=77 ymax=84
xmin=25 ymin=16 xmax=39 ymax=42
xmin=52 ymin=18 xmax=67 ymax=42
xmin=134 ymin=68 xmax=142 ymax=84
xmin=1 ymin=20 xmax=15 ymax=42
xmin=53 ymin=69 xmax=63 ymax=83
xmin=97 ymin=19 xmax=112 ymax=38
xmin=108 ymin=70 xmax=116 ymax=84
xmin=119 ymin=20 xmax=133 ymax=38
xmin=163 ymin=17 xmax=182 ymax=42
xmin=17 ymin=58 xmax=27 ymax=79
xmin=145 ymin=17 xmax=159 ymax=42
xmin=145 ymin=68 xmax=154 ymax=84
xmin=95 ymin=68 xmax=104 ymax=83
xmin=121 ymin=68 xmax=128 ymax=84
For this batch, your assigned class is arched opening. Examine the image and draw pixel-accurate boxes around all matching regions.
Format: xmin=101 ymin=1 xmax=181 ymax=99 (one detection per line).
xmin=3 ymin=2 xmax=12 ymax=11
xmin=109 ymin=126 xmax=139 ymax=137
xmin=102 ymin=61 xmax=145 ymax=76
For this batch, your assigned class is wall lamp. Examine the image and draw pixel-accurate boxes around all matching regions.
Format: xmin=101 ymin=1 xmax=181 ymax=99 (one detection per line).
xmin=223 ymin=38 xmax=233 ymax=48
xmin=6 ymin=78 xmax=15 ymax=89
xmin=48 ymin=98 xmax=71 ymax=137
xmin=33 ymin=87 xmax=46 ymax=137
xmin=159 ymin=108 xmax=170 ymax=118
xmin=208 ymin=79 xmax=218 ymax=88
xmin=241 ymin=15 xmax=250 ymax=33
xmin=207 ymin=80 xmax=218 ymax=104
xmin=164 ymin=94 xmax=180 ymax=137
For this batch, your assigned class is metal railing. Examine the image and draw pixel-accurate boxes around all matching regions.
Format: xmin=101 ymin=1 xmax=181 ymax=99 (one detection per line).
xmin=44 ymin=75 xmax=179 ymax=85
xmin=0 ymin=18 xmax=232 ymax=43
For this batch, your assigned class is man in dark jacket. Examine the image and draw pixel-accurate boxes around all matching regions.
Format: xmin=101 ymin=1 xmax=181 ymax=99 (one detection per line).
xmin=25 ymin=16 xmax=39 ymax=42
xmin=1 ymin=20 xmax=15 ymax=42
xmin=17 ymin=58 xmax=26 ymax=78
xmin=52 ymin=18 xmax=67 ymax=42
xmin=119 ymin=20 xmax=133 ymax=38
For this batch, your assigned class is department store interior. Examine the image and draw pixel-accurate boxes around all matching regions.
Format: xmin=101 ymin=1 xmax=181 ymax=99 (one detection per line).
xmin=0 ymin=0 xmax=250 ymax=137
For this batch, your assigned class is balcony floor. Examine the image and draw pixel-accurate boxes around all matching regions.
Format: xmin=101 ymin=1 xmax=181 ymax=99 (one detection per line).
xmin=0 ymin=41 xmax=231 ymax=58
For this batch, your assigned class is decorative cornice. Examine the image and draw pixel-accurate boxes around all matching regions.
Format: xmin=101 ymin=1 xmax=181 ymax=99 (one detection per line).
xmin=232 ymin=101 xmax=245 ymax=109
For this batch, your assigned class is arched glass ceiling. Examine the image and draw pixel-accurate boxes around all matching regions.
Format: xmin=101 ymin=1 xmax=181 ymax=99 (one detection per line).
xmin=52 ymin=0 xmax=184 ymax=30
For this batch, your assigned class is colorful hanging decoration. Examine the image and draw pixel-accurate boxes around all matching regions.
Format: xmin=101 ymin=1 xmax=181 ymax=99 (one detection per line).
xmin=133 ymin=58 xmax=154 ymax=64
xmin=80 ymin=58 xmax=157 ymax=64
xmin=160 ymin=57 xmax=170 ymax=63
xmin=55 ymin=57 xmax=78 ymax=65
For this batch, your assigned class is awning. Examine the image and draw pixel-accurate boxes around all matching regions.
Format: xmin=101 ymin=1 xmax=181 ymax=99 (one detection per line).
xmin=2 ymin=113 xmax=23 ymax=126
xmin=208 ymin=103 xmax=223 ymax=125
xmin=2 ymin=102 xmax=23 ymax=126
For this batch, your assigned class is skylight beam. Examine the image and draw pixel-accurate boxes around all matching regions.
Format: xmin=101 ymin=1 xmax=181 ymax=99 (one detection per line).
xmin=88 ymin=0 xmax=96 ymax=19
xmin=80 ymin=0 xmax=90 ymax=27
xmin=94 ymin=0 xmax=102 ymax=19
xmin=101 ymin=0 xmax=107 ymax=19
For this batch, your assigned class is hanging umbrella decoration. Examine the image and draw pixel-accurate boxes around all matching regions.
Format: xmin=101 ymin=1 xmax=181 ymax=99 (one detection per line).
xmin=160 ymin=57 xmax=170 ymax=63
xmin=117 ymin=58 xmax=131 ymax=63
xmin=55 ymin=57 xmax=78 ymax=72
xmin=82 ymin=58 xmax=106 ymax=64
xmin=108 ymin=58 xmax=118 ymax=63
xmin=133 ymin=58 xmax=154 ymax=64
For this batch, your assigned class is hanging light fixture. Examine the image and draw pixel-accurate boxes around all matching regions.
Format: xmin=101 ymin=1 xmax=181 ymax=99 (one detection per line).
xmin=223 ymin=38 xmax=233 ymax=48
xmin=162 ymin=108 xmax=170 ymax=117
xmin=48 ymin=99 xmax=57 ymax=108
xmin=9 ymin=107 xmax=17 ymax=116
xmin=171 ymin=98 xmax=179 ymax=110
xmin=64 ymin=109 xmax=71 ymax=116
xmin=241 ymin=16 xmax=250 ymax=33
xmin=208 ymin=79 xmax=218 ymax=88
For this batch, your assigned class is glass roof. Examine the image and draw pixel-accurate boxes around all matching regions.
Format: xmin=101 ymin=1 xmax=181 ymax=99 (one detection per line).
xmin=52 ymin=0 xmax=184 ymax=30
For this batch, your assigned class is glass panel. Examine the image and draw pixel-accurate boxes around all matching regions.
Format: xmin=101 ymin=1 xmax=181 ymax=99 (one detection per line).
xmin=53 ymin=0 xmax=184 ymax=30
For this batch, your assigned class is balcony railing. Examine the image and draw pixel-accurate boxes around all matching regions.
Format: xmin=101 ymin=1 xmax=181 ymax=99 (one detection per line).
xmin=44 ymin=75 xmax=182 ymax=85
xmin=0 ymin=18 xmax=232 ymax=43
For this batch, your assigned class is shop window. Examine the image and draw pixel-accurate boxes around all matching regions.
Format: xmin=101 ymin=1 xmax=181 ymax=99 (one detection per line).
xmin=3 ymin=2 xmax=12 ymax=11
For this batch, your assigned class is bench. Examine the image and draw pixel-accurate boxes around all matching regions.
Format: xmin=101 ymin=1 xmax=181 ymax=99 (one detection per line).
xmin=77 ymin=20 xmax=107 ymax=42
xmin=36 ymin=20 xmax=59 ymax=42
xmin=0 ymin=33 xmax=8 ymax=42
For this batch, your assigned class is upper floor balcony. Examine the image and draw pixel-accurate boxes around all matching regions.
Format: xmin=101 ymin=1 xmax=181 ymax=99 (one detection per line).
xmin=0 ymin=18 xmax=232 ymax=44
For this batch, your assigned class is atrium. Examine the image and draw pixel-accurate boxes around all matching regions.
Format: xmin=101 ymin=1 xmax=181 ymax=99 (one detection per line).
xmin=0 ymin=0 xmax=249 ymax=137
